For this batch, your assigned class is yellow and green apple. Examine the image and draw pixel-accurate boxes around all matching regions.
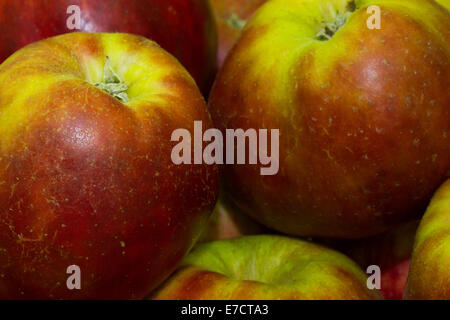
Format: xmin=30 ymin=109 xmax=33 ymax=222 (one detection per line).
xmin=405 ymin=179 xmax=450 ymax=299
xmin=0 ymin=32 xmax=220 ymax=299
xmin=152 ymin=235 xmax=383 ymax=299
xmin=209 ymin=0 xmax=450 ymax=238
xmin=435 ymin=0 xmax=450 ymax=11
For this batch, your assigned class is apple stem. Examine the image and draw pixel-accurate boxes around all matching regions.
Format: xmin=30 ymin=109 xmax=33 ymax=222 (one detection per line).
xmin=315 ymin=1 xmax=356 ymax=41
xmin=94 ymin=57 xmax=129 ymax=103
xmin=227 ymin=13 xmax=247 ymax=30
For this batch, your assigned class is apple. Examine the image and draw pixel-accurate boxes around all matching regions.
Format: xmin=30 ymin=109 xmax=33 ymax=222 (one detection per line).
xmin=435 ymin=0 xmax=450 ymax=11
xmin=209 ymin=0 xmax=268 ymax=67
xmin=199 ymin=191 xmax=268 ymax=242
xmin=334 ymin=221 xmax=419 ymax=300
xmin=0 ymin=0 xmax=217 ymax=95
xmin=405 ymin=179 xmax=450 ymax=299
xmin=152 ymin=235 xmax=383 ymax=299
xmin=209 ymin=0 xmax=450 ymax=238
xmin=0 ymin=32 xmax=220 ymax=299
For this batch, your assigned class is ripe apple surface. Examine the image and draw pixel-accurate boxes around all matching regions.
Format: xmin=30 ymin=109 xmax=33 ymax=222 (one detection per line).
xmin=0 ymin=33 xmax=220 ymax=299
xmin=152 ymin=235 xmax=383 ymax=299
xmin=435 ymin=0 xmax=450 ymax=11
xmin=209 ymin=0 xmax=268 ymax=67
xmin=335 ymin=221 xmax=419 ymax=299
xmin=0 ymin=0 xmax=217 ymax=95
xmin=209 ymin=0 xmax=450 ymax=238
xmin=405 ymin=179 xmax=450 ymax=299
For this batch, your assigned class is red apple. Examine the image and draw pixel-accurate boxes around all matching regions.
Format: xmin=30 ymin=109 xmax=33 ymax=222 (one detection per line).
xmin=209 ymin=0 xmax=450 ymax=238
xmin=0 ymin=0 xmax=217 ymax=95
xmin=380 ymin=260 xmax=410 ymax=300
xmin=152 ymin=235 xmax=383 ymax=300
xmin=0 ymin=32 xmax=219 ymax=299
xmin=210 ymin=0 xmax=268 ymax=67
xmin=334 ymin=221 xmax=419 ymax=300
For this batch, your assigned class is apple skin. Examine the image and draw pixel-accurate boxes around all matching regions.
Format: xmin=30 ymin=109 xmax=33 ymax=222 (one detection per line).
xmin=405 ymin=179 xmax=450 ymax=299
xmin=209 ymin=0 xmax=268 ymax=67
xmin=380 ymin=260 xmax=411 ymax=300
xmin=435 ymin=0 xmax=450 ymax=11
xmin=152 ymin=235 xmax=383 ymax=300
xmin=334 ymin=221 xmax=419 ymax=300
xmin=209 ymin=0 xmax=450 ymax=238
xmin=0 ymin=32 xmax=220 ymax=299
xmin=0 ymin=0 xmax=217 ymax=95
xmin=199 ymin=191 xmax=268 ymax=242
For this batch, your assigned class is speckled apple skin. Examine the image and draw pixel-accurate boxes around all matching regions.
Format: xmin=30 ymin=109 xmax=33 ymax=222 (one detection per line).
xmin=209 ymin=0 xmax=450 ymax=238
xmin=0 ymin=33 xmax=220 ymax=299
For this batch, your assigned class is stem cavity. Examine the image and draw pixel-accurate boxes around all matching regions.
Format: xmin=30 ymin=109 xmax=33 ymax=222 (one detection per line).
xmin=316 ymin=0 xmax=357 ymax=41
xmin=94 ymin=57 xmax=129 ymax=103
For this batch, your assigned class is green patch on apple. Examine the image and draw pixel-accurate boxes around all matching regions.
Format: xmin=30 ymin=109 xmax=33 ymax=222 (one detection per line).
xmin=153 ymin=235 xmax=383 ymax=300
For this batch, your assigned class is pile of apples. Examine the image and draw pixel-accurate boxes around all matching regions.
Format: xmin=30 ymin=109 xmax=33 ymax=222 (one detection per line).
xmin=0 ymin=0 xmax=448 ymax=300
